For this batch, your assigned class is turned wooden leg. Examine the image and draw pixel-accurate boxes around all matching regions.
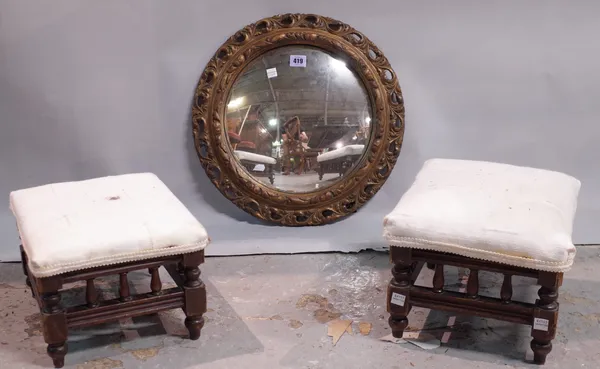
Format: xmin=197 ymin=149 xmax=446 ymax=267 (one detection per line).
xmin=149 ymin=267 xmax=163 ymax=295
xmin=531 ymin=272 xmax=562 ymax=365
xmin=39 ymin=278 xmax=68 ymax=368
xmin=182 ymin=251 xmax=207 ymax=340
xmin=387 ymin=247 xmax=412 ymax=338
xmin=268 ymin=165 xmax=275 ymax=185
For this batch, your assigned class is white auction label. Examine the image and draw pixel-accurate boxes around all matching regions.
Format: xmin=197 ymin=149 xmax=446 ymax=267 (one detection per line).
xmin=533 ymin=318 xmax=549 ymax=331
xmin=289 ymin=55 xmax=307 ymax=67
xmin=390 ymin=292 xmax=406 ymax=307
xmin=266 ymin=67 xmax=277 ymax=79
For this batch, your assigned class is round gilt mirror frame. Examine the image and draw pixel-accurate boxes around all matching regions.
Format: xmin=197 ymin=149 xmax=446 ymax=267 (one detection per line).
xmin=192 ymin=13 xmax=405 ymax=226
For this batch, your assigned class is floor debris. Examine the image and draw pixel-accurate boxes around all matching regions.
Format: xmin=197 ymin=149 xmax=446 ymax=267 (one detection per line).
xmin=327 ymin=319 xmax=353 ymax=346
xmin=128 ymin=347 xmax=161 ymax=361
xmin=76 ymin=357 xmax=124 ymax=369
xmin=244 ymin=315 xmax=284 ymax=321
xmin=23 ymin=313 xmax=42 ymax=337
xmin=289 ymin=319 xmax=303 ymax=329
xmin=358 ymin=322 xmax=372 ymax=336
xmin=313 ymin=309 xmax=341 ymax=324
xmin=296 ymin=294 xmax=331 ymax=309
xmin=297 ymin=294 xmax=342 ymax=324
xmin=379 ymin=331 xmax=441 ymax=350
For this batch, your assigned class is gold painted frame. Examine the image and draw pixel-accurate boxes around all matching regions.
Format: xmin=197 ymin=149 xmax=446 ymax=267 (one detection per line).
xmin=192 ymin=13 xmax=405 ymax=226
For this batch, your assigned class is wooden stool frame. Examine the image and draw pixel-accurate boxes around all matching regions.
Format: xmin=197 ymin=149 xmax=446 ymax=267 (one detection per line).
xmin=20 ymin=245 xmax=207 ymax=368
xmin=387 ymin=247 xmax=561 ymax=365
xmin=317 ymin=154 xmax=362 ymax=180
xmin=239 ymin=158 xmax=275 ymax=185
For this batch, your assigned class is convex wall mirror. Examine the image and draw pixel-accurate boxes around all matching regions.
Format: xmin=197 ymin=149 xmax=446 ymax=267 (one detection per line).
xmin=192 ymin=13 xmax=405 ymax=226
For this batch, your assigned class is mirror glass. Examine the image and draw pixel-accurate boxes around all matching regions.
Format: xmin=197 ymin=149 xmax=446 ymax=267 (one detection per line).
xmin=225 ymin=45 xmax=372 ymax=193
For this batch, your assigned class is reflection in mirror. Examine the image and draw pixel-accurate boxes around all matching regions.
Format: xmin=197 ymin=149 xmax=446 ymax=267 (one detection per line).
xmin=225 ymin=46 xmax=372 ymax=193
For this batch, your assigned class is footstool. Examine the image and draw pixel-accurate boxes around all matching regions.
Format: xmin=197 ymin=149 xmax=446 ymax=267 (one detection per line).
xmin=383 ymin=159 xmax=581 ymax=365
xmin=10 ymin=173 xmax=209 ymax=368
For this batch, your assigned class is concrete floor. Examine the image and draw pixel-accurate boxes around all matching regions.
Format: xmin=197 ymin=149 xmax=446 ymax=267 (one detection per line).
xmin=1 ymin=247 xmax=599 ymax=369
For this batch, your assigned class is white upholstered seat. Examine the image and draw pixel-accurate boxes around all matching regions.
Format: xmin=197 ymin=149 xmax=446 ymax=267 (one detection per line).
xmin=234 ymin=150 xmax=277 ymax=165
xmin=316 ymin=144 xmax=364 ymax=162
xmin=383 ymin=159 xmax=581 ymax=272
xmin=10 ymin=173 xmax=209 ymax=277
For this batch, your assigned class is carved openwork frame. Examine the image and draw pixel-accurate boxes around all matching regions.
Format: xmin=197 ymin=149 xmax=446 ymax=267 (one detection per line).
xmin=192 ymin=13 xmax=405 ymax=226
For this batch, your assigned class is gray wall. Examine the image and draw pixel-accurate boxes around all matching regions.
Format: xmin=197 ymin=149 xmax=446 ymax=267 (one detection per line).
xmin=1 ymin=0 xmax=598 ymax=261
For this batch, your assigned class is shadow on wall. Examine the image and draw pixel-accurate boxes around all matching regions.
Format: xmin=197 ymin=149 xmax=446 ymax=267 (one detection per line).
xmin=184 ymin=99 xmax=273 ymax=226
